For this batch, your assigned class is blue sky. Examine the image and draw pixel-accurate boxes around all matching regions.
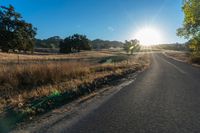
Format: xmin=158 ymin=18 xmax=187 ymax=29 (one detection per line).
xmin=1 ymin=0 xmax=186 ymax=43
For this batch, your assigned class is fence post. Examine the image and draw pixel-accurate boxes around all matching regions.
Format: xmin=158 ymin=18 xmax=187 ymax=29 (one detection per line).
xmin=18 ymin=55 xmax=20 ymax=64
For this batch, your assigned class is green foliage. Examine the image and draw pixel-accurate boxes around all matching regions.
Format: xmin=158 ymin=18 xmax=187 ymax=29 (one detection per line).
xmin=0 ymin=5 xmax=36 ymax=52
xmin=187 ymin=36 xmax=200 ymax=55
xmin=177 ymin=0 xmax=200 ymax=55
xmin=59 ymin=34 xmax=91 ymax=53
xmin=123 ymin=39 xmax=141 ymax=54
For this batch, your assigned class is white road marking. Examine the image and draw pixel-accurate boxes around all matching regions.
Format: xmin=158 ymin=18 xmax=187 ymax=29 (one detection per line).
xmin=160 ymin=56 xmax=186 ymax=74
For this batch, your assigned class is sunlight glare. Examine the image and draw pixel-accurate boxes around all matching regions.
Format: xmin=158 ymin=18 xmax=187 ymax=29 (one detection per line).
xmin=134 ymin=27 xmax=163 ymax=46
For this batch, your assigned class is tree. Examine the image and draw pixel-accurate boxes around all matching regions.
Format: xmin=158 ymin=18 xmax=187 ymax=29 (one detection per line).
xmin=177 ymin=0 xmax=200 ymax=55
xmin=59 ymin=37 xmax=72 ymax=53
xmin=187 ymin=36 xmax=200 ymax=55
xmin=59 ymin=34 xmax=91 ymax=53
xmin=0 ymin=5 xmax=36 ymax=52
xmin=123 ymin=39 xmax=141 ymax=54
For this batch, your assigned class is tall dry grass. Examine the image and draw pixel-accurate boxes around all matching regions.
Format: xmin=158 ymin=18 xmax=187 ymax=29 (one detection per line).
xmin=0 ymin=62 xmax=90 ymax=97
xmin=0 ymin=52 xmax=150 ymax=113
xmin=0 ymin=50 xmax=115 ymax=63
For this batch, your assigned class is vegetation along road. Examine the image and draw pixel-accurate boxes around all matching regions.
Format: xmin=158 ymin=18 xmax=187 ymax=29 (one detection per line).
xmin=57 ymin=53 xmax=200 ymax=133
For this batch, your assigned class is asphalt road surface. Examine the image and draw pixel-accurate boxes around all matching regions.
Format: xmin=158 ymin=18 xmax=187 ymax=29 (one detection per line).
xmin=65 ymin=53 xmax=200 ymax=133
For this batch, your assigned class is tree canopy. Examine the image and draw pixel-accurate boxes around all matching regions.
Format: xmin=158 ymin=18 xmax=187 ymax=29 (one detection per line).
xmin=123 ymin=39 xmax=141 ymax=54
xmin=59 ymin=34 xmax=91 ymax=53
xmin=177 ymin=0 xmax=200 ymax=55
xmin=0 ymin=5 xmax=36 ymax=52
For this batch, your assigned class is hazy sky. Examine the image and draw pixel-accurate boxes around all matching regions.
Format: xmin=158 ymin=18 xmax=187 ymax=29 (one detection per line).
xmin=1 ymin=0 xmax=186 ymax=43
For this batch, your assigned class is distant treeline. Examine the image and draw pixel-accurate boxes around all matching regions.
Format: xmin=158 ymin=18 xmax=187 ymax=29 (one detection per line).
xmin=35 ymin=37 xmax=124 ymax=50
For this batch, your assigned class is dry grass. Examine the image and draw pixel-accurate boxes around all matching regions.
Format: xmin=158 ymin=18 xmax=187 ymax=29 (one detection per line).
xmin=0 ymin=50 xmax=118 ymax=63
xmin=0 ymin=50 xmax=150 ymax=113
xmin=164 ymin=51 xmax=190 ymax=63
xmin=0 ymin=51 xmax=150 ymax=132
xmin=0 ymin=62 xmax=90 ymax=97
xmin=164 ymin=51 xmax=200 ymax=65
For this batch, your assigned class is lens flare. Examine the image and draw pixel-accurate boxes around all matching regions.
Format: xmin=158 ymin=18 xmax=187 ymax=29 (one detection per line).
xmin=134 ymin=27 xmax=163 ymax=46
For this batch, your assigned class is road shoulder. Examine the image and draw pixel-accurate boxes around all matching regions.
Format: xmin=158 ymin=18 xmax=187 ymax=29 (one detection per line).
xmin=11 ymin=71 xmax=142 ymax=133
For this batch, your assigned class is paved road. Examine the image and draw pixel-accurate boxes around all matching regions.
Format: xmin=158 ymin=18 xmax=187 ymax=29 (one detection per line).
xmin=65 ymin=53 xmax=200 ymax=133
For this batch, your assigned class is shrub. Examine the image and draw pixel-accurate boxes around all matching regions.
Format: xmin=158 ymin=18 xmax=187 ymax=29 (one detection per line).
xmin=190 ymin=56 xmax=200 ymax=64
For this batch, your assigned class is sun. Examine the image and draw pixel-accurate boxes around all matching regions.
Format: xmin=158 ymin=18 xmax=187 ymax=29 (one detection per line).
xmin=134 ymin=27 xmax=163 ymax=46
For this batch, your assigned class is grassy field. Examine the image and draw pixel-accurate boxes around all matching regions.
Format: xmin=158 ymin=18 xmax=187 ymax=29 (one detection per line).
xmin=0 ymin=50 xmax=150 ymax=132
xmin=0 ymin=50 xmax=123 ymax=63
xmin=164 ymin=51 xmax=190 ymax=62
xmin=164 ymin=51 xmax=200 ymax=65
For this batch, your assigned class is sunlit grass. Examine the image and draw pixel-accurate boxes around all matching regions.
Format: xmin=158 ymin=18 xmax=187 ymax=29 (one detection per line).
xmin=0 ymin=51 xmax=150 ymax=113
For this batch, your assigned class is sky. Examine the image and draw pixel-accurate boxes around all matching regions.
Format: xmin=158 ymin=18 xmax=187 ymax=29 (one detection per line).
xmin=1 ymin=0 xmax=186 ymax=43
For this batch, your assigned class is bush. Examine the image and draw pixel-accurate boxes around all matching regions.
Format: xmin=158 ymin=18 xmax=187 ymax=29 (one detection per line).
xmin=190 ymin=56 xmax=200 ymax=64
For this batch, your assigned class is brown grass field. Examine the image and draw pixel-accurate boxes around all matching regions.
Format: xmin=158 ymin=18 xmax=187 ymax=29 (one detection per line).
xmin=164 ymin=51 xmax=190 ymax=63
xmin=164 ymin=51 xmax=200 ymax=65
xmin=0 ymin=50 xmax=122 ymax=63
xmin=0 ymin=50 xmax=150 ymax=129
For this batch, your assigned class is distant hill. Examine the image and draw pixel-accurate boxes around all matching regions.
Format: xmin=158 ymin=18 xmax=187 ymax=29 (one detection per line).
xmin=90 ymin=39 xmax=124 ymax=50
xmin=35 ymin=36 xmax=63 ymax=49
